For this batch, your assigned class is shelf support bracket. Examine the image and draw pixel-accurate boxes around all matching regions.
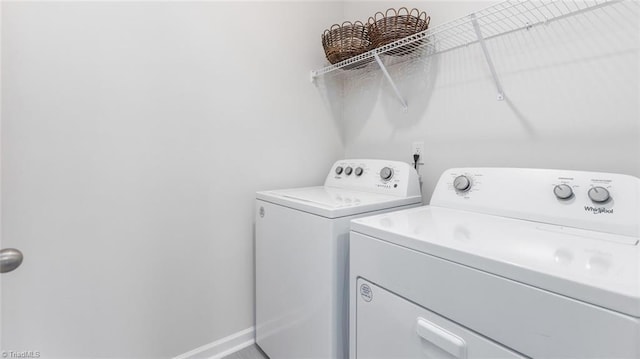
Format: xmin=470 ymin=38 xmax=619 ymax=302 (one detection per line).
xmin=471 ymin=14 xmax=505 ymax=101
xmin=373 ymin=53 xmax=408 ymax=111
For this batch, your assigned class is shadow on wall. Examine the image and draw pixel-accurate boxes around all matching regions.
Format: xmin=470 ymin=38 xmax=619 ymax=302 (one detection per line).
xmin=482 ymin=0 xmax=640 ymax=143
xmin=313 ymin=72 xmax=345 ymax=143
xmin=314 ymin=62 xmax=382 ymax=145
xmin=380 ymin=43 xmax=439 ymax=133
xmin=326 ymin=48 xmax=443 ymax=143
xmin=341 ymin=65 xmax=382 ymax=140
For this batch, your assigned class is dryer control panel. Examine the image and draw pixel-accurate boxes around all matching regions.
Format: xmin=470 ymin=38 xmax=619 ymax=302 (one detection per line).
xmin=325 ymin=159 xmax=421 ymax=198
xmin=431 ymin=168 xmax=640 ymax=237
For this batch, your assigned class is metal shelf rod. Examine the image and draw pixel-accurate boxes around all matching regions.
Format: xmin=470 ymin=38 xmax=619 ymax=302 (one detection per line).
xmin=471 ymin=13 xmax=505 ymax=101
xmin=373 ymin=53 xmax=408 ymax=111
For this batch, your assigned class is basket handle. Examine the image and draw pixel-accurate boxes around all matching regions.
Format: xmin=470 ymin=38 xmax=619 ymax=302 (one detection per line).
xmin=396 ymin=7 xmax=410 ymax=16
xmin=370 ymin=11 xmax=386 ymax=24
xmin=368 ymin=8 xmax=430 ymax=27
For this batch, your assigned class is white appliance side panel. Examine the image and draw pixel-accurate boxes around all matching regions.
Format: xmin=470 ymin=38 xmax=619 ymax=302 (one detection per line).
xmin=349 ymin=233 xmax=640 ymax=359
xmin=256 ymin=201 xmax=421 ymax=359
xmin=329 ymin=203 xmax=422 ymax=358
xmin=256 ymin=200 xmax=335 ymax=359
xmin=355 ymin=279 xmax=524 ymax=359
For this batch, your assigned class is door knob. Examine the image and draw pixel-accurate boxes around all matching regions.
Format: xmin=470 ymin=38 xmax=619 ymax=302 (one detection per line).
xmin=1 ymin=248 xmax=23 ymax=273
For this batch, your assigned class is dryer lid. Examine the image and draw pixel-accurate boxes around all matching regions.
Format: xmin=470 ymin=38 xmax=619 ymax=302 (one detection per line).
xmin=351 ymin=206 xmax=640 ymax=317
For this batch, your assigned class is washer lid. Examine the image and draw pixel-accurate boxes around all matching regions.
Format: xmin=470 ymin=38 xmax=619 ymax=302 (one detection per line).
xmin=256 ymin=186 xmax=421 ymax=218
xmin=351 ymin=205 xmax=640 ymax=317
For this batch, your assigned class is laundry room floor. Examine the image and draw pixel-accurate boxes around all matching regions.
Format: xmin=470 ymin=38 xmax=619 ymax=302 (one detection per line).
xmin=223 ymin=345 xmax=268 ymax=359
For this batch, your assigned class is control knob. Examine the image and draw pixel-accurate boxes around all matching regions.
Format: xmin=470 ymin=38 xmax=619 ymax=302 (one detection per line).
xmin=355 ymin=167 xmax=363 ymax=176
xmin=588 ymin=186 xmax=610 ymax=203
xmin=335 ymin=166 xmax=343 ymax=175
xmin=553 ymin=184 xmax=574 ymax=200
xmin=453 ymin=175 xmax=471 ymax=192
xmin=380 ymin=167 xmax=394 ymax=181
xmin=345 ymin=167 xmax=353 ymax=176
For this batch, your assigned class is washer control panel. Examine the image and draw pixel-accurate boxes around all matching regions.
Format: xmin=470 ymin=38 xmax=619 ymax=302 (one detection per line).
xmin=431 ymin=168 xmax=639 ymax=237
xmin=325 ymin=159 xmax=421 ymax=198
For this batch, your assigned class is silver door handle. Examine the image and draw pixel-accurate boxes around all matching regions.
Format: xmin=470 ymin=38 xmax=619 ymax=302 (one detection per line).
xmin=0 ymin=248 xmax=23 ymax=273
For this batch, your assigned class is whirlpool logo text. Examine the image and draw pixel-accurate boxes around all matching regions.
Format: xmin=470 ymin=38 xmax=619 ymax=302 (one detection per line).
xmin=584 ymin=206 xmax=613 ymax=214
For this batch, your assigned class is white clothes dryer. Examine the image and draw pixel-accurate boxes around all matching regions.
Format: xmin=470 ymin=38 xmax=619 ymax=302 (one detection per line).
xmin=256 ymin=159 xmax=422 ymax=359
xmin=350 ymin=168 xmax=640 ymax=359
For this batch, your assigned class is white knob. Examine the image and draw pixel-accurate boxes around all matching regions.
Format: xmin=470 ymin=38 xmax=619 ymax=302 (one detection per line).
xmin=553 ymin=184 xmax=574 ymax=200
xmin=335 ymin=166 xmax=343 ymax=175
xmin=453 ymin=175 xmax=471 ymax=192
xmin=380 ymin=167 xmax=394 ymax=181
xmin=588 ymin=186 xmax=610 ymax=203
xmin=355 ymin=167 xmax=363 ymax=176
xmin=345 ymin=167 xmax=353 ymax=176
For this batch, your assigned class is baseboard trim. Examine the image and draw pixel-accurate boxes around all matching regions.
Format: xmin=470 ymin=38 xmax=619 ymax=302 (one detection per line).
xmin=173 ymin=326 xmax=255 ymax=359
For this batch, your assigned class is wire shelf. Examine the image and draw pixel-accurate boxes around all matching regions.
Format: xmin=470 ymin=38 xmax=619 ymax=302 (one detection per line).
xmin=311 ymin=0 xmax=620 ymax=79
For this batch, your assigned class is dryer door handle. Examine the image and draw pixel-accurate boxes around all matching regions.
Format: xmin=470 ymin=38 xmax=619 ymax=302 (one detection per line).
xmin=416 ymin=317 xmax=467 ymax=358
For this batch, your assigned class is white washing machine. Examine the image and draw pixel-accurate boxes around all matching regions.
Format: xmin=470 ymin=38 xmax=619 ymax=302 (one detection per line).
xmin=349 ymin=168 xmax=640 ymax=359
xmin=255 ymin=159 xmax=422 ymax=359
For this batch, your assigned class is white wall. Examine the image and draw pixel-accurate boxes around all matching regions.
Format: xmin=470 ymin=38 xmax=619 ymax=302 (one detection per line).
xmin=2 ymin=0 xmax=639 ymax=357
xmin=339 ymin=1 xmax=640 ymax=202
xmin=1 ymin=2 xmax=343 ymax=357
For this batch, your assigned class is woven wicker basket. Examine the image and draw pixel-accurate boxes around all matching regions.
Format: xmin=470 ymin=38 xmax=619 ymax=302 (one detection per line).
xmin=368 ymin=8 xmax=430 ymax=56
xmin=322 ymin=21 xmax=372 ymax=66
